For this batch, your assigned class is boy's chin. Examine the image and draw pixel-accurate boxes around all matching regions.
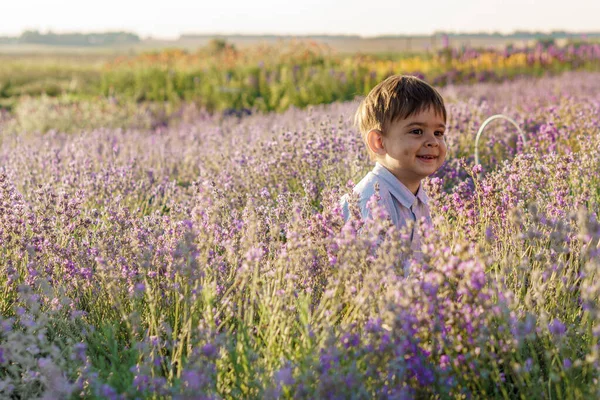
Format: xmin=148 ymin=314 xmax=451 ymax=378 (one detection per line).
xmin=417 ymin=166 xmax=439 ymax=176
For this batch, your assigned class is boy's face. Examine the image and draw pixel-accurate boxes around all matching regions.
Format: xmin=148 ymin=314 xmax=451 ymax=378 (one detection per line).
xmin=378 ymin=106 xmax=447 ymax=191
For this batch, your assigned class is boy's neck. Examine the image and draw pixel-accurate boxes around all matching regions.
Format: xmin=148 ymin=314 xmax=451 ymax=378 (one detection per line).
xmin=377 ymin=162 xmax=421 ymax=195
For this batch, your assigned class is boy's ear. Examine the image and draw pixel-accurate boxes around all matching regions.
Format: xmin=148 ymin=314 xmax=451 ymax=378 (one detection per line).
xmin=366 ymin=129 xmax=387 ymax=156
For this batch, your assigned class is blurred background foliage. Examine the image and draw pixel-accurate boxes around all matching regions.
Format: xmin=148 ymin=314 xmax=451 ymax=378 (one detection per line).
xmin=1 ymin=37 xmax=600 ymax=132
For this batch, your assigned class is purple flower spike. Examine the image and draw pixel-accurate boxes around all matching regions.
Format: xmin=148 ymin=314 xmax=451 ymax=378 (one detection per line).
xmin=548 ymin=319 xmax=566 ymax=337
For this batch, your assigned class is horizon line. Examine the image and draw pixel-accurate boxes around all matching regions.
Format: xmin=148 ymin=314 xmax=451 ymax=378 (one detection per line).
xmin=1 ymin=29 xmax=600 ymax=40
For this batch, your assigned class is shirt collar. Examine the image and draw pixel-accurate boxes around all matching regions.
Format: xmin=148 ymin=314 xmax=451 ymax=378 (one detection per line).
xmin=416 ymin=185 xmax=429 ymax=205
xmin=372 ymin=162 xmax=429 ymax=208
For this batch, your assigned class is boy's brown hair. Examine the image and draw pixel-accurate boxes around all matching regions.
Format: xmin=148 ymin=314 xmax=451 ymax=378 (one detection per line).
xmin=355 ymin=75 xmax=447 ymax=160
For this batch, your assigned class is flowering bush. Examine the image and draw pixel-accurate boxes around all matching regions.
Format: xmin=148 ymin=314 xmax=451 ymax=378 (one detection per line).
xmin=0 ymin=72 xmax=599 ymax=398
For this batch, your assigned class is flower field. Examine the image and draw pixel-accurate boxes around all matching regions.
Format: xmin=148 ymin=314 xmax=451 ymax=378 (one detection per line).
xmin=0 ymin=71 xmax=599 ymax=398
xmin=3 ymin=40 xmax=600 ymax=118
xmin=100 ymin=40 xmax=600 ymax=112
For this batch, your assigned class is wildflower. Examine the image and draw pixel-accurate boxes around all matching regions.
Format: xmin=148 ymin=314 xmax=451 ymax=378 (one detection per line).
xmin=134 ymin=282 xmax=145 ymax=294
xmin=341 ymin=332 xmax=360 ymax=349
xmin=181 ymin=369 xmax=203 ymax=391
xmin=149 ymin=335 xmax=160 ymax=347
xmin=244 ymin=246 xmax=264 ymax=262
xmin=548 ymin=319 xmax=566 ymax=337
xmin=439 ymin=355 xmax=451 ymax=371
xmin=275 ymin=366 xmax=294 ymax=386
xmin=201 ymin=343 xmax=218 ymax=358
xmin=72 ymin=343 xmax=87 ymax=363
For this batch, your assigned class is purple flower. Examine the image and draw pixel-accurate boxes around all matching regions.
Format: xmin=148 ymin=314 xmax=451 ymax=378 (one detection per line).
xmin=365 ymin=318 xmax=382 ymax=333
xmin=99 ymin=384 xmax=118 ymax=400
xmin=201 ymin=343 xmax=218 ymax=358
xmin=149 ymin=335 xmax=160 ymax=347
xmin=439 ymin=354 xmax=450 ymax=370
xmin=548 ymin=319 xmax=566 ymax=337
xmin=470 ymin=270 xmax=486 ymax=291
xmin=244 ymin=246 xmax=264 ymax=262
xmin=182 ymin=369 xmax=203 ymax=391
xmin=274 ymin=366 xmax=294 ymax=386
xmin=133 ymin=373 xmax=150 ymax=391
xmin=342 ymin=332 xmax=360 ymax=349
xmin=0 ymin=319 xmax=12 ymax=333
xmin=72 ymin=342 xmax=87 ymax=362
xmin=524 ymin=358 xmax=533 ymax=373
xmin=259 ymin=187 xmax=270 ymax=198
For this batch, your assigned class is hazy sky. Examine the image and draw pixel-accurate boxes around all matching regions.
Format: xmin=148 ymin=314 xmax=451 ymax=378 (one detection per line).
xmin=3 ymin=0 xmax=600 ymax=39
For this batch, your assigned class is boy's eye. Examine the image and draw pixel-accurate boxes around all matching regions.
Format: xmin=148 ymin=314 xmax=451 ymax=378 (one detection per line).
xmin=435 ymin=131 xmax=445 ymax=137
xmin=410 ymin=129 xmax=423 ymax=135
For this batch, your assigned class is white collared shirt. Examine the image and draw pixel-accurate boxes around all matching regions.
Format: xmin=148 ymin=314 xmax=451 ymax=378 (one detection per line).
xmin=341 ymin=162 xmax=432 ymax=250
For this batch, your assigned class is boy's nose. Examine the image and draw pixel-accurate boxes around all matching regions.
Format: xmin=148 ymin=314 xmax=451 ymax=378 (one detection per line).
xmin=424 ymin=132 xmax=439 ymax=146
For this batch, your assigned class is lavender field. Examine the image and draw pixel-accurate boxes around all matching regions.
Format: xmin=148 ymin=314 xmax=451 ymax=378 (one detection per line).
xmin=0 ymin=71 xmax=599 ymax=398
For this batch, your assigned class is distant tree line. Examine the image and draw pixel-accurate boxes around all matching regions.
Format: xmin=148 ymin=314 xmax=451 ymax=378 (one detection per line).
xmin=1 ymin=30 xmax=598 ymax=47
xmin=433 ymin=31 xmax=600 ymax=39
xmin=182 ymin=31 xmax=600 ymax=41
xmin=180 ymin=34 xmax=363 ymax=40
xmin=0 ymin=31 xmax=140 ymax=46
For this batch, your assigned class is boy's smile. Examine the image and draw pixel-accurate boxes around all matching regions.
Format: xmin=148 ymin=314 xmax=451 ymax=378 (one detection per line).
xmin=371 ymin=107 xmax=447 ymax=194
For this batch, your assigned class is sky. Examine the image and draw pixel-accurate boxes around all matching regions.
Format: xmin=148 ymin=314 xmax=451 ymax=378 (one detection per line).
xmin=2 ymin=0 xmax=600 ymax=39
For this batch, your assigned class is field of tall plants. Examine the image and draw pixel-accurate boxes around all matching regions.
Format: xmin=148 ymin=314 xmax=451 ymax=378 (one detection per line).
xmin=99 ymin=40 xmax=600 ymax=111
xmin=0 ymin=69 xmax=598 ymax=398
xmin=2 ymin=39 xmax=600 ymax=120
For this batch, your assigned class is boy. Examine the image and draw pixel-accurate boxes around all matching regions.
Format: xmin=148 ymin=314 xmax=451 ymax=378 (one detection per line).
xmin=341 ymin=75 xmax=447 ymax=250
